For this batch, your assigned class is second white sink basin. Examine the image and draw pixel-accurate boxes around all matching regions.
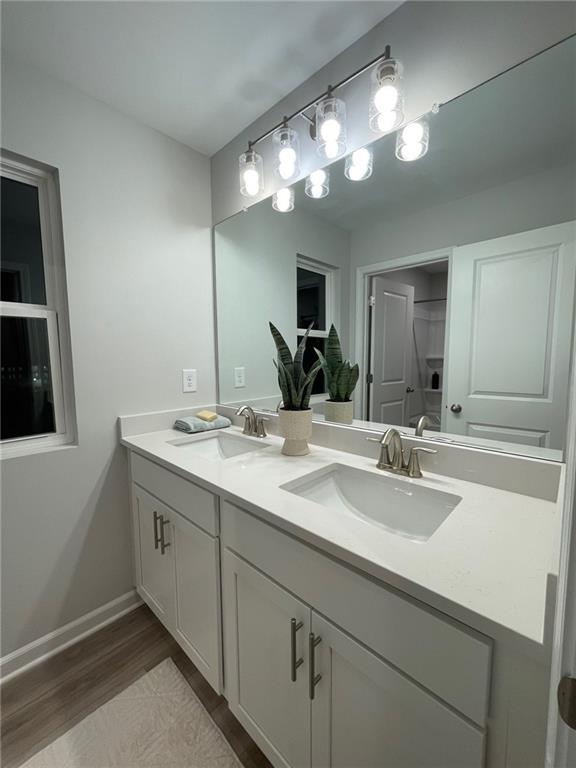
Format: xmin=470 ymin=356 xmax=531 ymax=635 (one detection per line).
xmin=282 ymin=463 xmax=461 ymax=541
xmin=169 ymin=431 xmax=267 ymax=460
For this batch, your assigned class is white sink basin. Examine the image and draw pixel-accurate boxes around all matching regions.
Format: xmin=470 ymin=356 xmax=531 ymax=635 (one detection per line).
xmin=282 ymin=463 xmax=461 ymax=541
xmin=168 ymin=431 xmax=267 ymax=460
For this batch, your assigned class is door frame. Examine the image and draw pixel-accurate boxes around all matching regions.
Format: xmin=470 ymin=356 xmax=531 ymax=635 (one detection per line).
xmin=353 ymin=248 xmax=452 ymax=420
xmin=546 ymin=302 xmax=576 ymax=766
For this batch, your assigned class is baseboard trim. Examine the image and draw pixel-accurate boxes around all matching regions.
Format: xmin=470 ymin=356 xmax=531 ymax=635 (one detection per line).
xmin=0 ymin=589 xmax=142 ymax=683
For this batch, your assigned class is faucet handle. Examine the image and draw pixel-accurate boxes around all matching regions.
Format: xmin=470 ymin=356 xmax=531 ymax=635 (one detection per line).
xmin=256 ymin=417 xmax=269 ymax=438
xmin=406 ymin=446 xmax=437 ymax=478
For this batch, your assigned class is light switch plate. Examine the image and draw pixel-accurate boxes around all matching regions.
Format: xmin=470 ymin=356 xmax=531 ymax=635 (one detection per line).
xmin=182 ymin=369 xmax=197 ymax=393
xmin=234 ymin=367 xmax=246 ymax=388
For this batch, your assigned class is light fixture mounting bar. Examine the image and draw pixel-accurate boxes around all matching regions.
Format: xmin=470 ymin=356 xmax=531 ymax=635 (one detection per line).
xmin=248 ymin=47 xmax=396 ymax=148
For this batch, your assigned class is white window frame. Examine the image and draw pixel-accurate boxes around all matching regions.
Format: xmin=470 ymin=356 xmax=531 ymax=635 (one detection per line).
xmin=1 ymin=153 xmax=76 ymax=457
xmin=297 ymin=256 xmax=338 ymax=399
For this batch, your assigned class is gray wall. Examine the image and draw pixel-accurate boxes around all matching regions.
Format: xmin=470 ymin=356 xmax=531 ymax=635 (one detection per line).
xmin=1 ymin=58 xmax=214 ymax=656
xmin=216 ymin=204 xmax=350 ymax=403
xmin=350 ymin=164 xmax=576 ymax=269
xmin=211 ymin=1 xmax=576 ymax=224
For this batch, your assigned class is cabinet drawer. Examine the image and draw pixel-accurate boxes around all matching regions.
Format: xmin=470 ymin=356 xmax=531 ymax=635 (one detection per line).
xmin=131 ymin=452 xmax=218 ymax=535
xmin=222 ymin=502 xmax=492 ymax=727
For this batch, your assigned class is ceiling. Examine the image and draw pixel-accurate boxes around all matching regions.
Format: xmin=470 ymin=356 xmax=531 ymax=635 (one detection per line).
xmin=1 ymin=1 xmax=401 ymax=156
xmin=291 ymin=36 xmax=576 ymax=231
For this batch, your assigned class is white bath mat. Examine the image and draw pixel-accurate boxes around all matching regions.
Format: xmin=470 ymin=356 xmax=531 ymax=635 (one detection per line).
xmin=21 ymin=658 xmax=243 ymax=768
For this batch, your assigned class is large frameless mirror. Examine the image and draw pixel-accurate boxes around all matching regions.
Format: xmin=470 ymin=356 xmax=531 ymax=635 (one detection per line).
xmin=214 ymin=38 xmax=576 ymax=461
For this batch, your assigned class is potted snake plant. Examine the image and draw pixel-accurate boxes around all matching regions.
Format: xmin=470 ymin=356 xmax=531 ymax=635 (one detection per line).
xmin=315 ymin=324 xmax=359 ymax=425
xmin=269 ymin=322 xmax=322 ymax=455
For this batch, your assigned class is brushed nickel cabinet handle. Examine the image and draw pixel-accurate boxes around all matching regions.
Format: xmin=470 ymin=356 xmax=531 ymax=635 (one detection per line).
xmin=290 ymin=618 xmax=304 ymax=682
xmin=159 ymin=515 xmax=171 ymax=555
xmin=309 ymin=632 xmax=322 ymax=700
xmin=153 ymin=511 xmax=161 ymax=550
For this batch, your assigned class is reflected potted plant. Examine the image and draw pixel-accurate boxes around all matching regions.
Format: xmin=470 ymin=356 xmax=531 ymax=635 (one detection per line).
xmin=315 ymin=325 xmax=359 ymax=425
xmin=269 ymin=322 xmax=322 ymax=456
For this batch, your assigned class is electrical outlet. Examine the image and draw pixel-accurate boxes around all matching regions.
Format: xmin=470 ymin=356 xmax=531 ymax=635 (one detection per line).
xmin=234 ymin=367 xmax=246 ymax=388
xmin=182 ymin=369 xmax=197 ymax=393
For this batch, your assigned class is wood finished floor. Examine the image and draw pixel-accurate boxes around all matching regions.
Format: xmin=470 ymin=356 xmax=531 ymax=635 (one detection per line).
xmin=1 ymin=605 xmax=273 ymax=768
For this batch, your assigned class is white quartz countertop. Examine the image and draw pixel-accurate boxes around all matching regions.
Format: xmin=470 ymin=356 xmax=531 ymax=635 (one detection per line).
xmin=122 ymin=426 xmax=561 ymax=656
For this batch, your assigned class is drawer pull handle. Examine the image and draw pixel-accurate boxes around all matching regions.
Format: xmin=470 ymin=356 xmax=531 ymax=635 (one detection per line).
xmin=309 ymin=632 xmax=322 ymax=700
xmin=153 ymin=511 xmax=161 ymax=550
xmin=290 ymin=619 xmax=304 ymax=682
xmin=159 ymin=515 xmax=171 ymax=555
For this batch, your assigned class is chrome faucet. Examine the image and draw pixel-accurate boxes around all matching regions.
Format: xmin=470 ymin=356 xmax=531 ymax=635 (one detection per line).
xmin=367 ymin=427 xmax=437 ymax=478
xmin=236 ymin=405 xmax=268 ymax=438
xmin=415 ymin=415 xmax=430 ymax=437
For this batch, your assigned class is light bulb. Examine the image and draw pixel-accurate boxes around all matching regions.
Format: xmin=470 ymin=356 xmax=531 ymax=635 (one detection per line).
xmin=278 ymin=147 xmax=296 ymax=165
xmin=243 ymin=168 xmax=260 ymax=196
xmin=399 ymin=142 xmax=424 ymax=161
xmin=309 ymin=169 xmax=326 ymax=186
xmin=374 ymin=84 xmax=399 ymax=113
xmin=351 ymin=148 xmax=370 ymax=167
xmin=402 ymin=122 xmax=424 ymax=144
xmin=376 ymin=111 xmax=398 ymax=133
xmin=278 ymin=162 xmax=295 ymax=180
xmin=273 ymin=187 xmax=294 ymax=212
xmin=320 ymin=117 xmax=341 ymax=142
xmin=324 ymin=140 xmax=339 ymax=159
xmin=310 ymin=184 xmax=324 ymax=198
xmin=348 ymin=165 xmax=368 ymax=181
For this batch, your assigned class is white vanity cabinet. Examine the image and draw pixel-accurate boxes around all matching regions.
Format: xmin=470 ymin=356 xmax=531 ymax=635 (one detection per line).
xmin=222 ymin=502 xmax=491 ymax=768
xmin=130 ymin=453 xmax=222 ymax=693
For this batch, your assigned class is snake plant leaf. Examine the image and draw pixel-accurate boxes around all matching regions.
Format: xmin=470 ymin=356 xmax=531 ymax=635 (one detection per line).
xmin=269 ymin=322 xmax=293 ymax=372
xmin=293 ymin=323 xmax=314 ymax=390
xmin=325 ymin=324 xmax=343 ymax=372
xmin=300 ymin=359 xmax=323 ymax=410
xmin=275 ymin=358 xmax=299 ymax=409
xmin=348 ymin=363 xmax=360 ymax=398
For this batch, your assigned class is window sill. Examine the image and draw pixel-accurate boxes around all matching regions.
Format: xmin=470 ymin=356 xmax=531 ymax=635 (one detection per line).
xmin=0 ymin=433 xmax=77 ymax=460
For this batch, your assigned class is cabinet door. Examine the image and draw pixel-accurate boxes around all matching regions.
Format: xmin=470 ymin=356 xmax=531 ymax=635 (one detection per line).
xmin=133 ymin=485 xmax=175 ymax=626
xmin=222 ymin=550 xmax=311 ymax=768
xmin=311 ymin=613 xmax=485 ymax=768
xmin=171 ymin=510 xmax=222 ymax=693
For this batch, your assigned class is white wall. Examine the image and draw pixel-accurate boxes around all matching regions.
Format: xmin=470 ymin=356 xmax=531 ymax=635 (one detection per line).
xmin=1 ymin=57 xmax=214 ymax=657
xmin=211 ymin=1 xmax=575 ymax=223
xmin=216 ymin=203 xmax=350 ymax=404
xmin=351 ymin=164 xmax=576 ymax=269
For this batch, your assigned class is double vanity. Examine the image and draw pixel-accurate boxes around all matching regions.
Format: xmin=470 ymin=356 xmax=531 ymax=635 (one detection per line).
xmin=120 ymin=409 xmax=561 ymax=768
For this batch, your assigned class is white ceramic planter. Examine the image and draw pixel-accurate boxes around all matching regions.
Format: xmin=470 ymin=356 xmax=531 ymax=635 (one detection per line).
xmin=278 ymin=409 xmax=313 ymax=456
xmin=324 ymin=400 xmax=354 ymax=425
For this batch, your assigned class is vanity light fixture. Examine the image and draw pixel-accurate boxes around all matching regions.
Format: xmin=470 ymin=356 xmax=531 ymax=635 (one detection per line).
xmin=369 ymin=46 xmax=404 ymax=134
xmin=345 ymin=146 xmax=373 ymax=181
xmin=272 ymin=186 xmax=294 ymax=213
xmin=305 ymin=168 xmax=330 ymax=198
xmin=239 ymin=146 xmax=264 ymax=198
xmin=316 ymin=91 xmax=347 ymax=160
xmin=395 ymin=118 xmax=429 ymax=162
xmin=273 ymin=122 xmax=300 ymax=182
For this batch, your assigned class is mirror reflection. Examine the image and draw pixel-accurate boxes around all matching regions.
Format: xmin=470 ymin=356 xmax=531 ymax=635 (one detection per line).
xmin=215 ymin=38 xmax=576 ymax=460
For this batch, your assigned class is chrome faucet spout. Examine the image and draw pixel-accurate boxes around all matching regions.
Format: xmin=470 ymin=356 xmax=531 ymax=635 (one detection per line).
xmin=366 ymin=427 xmax=437 ymax=478
xmin=236 ymin=405 xmax=268 ymax=438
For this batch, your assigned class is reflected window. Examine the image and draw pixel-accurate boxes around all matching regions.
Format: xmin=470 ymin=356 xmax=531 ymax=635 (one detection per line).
xmin=297 ymin=267 xmax=326 ymax=331
xmin=297 ymin=257 xmax=337 ymax=397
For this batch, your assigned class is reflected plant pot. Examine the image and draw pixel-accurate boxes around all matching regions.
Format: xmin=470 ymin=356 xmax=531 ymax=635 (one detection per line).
xmin=324 ymin=400 xmax=354 ymax=425
xmin=278 ymin=408 xmax=313 ymax=456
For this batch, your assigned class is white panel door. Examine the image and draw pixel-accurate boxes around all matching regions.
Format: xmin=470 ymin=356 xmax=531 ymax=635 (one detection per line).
xmin=133 ymin=486 xmax=175 ymax=626
xmin=171 ymin=510 xmax=222 ymax=693
xmin=445 ymin=223 xmax=576 ymax=448
xmin=222 ymin=550 xmax=311 ymax=768
xmin=370 ymin=276 xmax=414 ymax=424
xmin=311 ymin=612 xmax=485 ymax=768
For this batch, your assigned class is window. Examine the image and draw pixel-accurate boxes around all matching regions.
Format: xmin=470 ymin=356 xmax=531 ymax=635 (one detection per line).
xmin=297 ymin=257 xmax=336 ymax=396
xmin=1 ymin=153 xmax=75 ymax=455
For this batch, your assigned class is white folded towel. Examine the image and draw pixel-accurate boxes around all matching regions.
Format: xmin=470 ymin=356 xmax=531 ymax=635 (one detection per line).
xmin=173 ymin=415 xmax=231 ymax=433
